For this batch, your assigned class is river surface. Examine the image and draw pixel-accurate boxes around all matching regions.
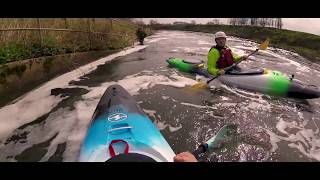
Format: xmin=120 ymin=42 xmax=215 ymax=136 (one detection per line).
xmin=1 ymin=30 xmax=320 ymax=162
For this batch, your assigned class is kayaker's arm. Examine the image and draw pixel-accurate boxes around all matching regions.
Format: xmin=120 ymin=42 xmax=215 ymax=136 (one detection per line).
xmin=232 ymin=49 xmax=250 ymax=62
xmin=207 ymin=48 xmax=220 ymax=76
xmin=232 ymin=53 xmax=242 ymax=62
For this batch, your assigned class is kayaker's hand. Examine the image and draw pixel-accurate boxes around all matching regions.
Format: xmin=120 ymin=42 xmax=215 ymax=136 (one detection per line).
xmin=174 ymin=152 xmax=198 ymax=162
xmin=218 ymin=69 xmax=225 ymax=75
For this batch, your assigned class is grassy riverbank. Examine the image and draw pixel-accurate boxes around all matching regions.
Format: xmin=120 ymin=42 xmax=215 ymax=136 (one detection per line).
xmin=151 ymin=24 xmax=320 ymax=63
xmin=0 ymin=18 xmax=151 ymax=65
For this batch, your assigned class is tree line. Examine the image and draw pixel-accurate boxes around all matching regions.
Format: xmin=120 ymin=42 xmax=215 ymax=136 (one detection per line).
xmin=228 ymin=18 xmax=283 ymax=29
xmin=134 ymin=18 xmax=283 ymax=29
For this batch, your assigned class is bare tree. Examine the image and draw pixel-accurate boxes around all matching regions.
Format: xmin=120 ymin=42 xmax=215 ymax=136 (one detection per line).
xmin=121 ymin=18 xmax=134 ymax=22
xmin=213 ymin=19 xmax=220 ymax=24
xmin=239 ymin=18 xmax=249 ymax=25
xmin=236 ymin=18 xmax=282 ymax=29
xmin=276 ymin=18 xmax=282 ymax=29
xmin=135 ymin=20 xmax=145 ymax=25
xmin=150 ymin=20 xmax=158 ymax=25
xmin=250 ymin=18 xmax=258 ymax=26
xmin=229 ymin=18 xmax=237 ymax=25
xmin=270 ymin=18 xmax=275 ymax=28
xmin=259 ymin=18 xmax=267 ymax=27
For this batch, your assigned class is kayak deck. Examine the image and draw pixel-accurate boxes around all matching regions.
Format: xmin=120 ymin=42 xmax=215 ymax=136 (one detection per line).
xmin=79 ymin=85 xmax=175 ymax=162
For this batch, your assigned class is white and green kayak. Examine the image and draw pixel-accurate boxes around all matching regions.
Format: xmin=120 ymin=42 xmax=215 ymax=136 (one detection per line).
xmin=167 ymin=57 xmax=320 ymax=99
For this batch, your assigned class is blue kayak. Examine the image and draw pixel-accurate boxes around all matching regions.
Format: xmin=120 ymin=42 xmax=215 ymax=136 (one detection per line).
xmin=79 ymin=85 xmax=176 ymax=162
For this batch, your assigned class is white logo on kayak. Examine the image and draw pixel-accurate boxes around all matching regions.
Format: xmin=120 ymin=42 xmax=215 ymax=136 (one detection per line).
xmin=107 ymin=113 xmax=128 ymax=122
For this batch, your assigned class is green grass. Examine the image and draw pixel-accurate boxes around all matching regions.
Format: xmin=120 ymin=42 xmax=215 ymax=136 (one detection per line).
xmin=0 ymin=18 xmax=152 ymax=65
xmin=150 ymin=24 xmax=320 ymax=63
xmin=0 ymin=37 xmax=65 ymax=64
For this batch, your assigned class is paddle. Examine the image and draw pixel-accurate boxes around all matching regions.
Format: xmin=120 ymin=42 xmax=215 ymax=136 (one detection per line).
xmin=192 ymin=124 xmax=237 ymax=160
xmin=190 ymin=38 xmax=270 ymax=90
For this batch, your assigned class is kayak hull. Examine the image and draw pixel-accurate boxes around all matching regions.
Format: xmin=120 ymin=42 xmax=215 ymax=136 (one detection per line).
xmin=79 ymin=85 xmax=175 ymax=162
xmin=167 ymin=57 xmax=320 ymax=99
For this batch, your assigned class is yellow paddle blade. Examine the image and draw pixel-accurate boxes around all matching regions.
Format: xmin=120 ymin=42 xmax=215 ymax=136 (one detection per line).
xmin=259 ymin=38 xmax=269 ymax=50
xmin=190 ymin=82 xmax=209 ymax=89
xmin=183 ymin=82 xmax=209 ymax=92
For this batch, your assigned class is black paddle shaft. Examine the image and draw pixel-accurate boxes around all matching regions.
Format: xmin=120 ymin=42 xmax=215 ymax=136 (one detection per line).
xmin=192 ymin=143 xmax=209 ymax=160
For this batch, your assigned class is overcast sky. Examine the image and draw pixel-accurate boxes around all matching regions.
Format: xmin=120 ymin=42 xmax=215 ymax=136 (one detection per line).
xmin=141 ymin=18 xmax=320 ymax=36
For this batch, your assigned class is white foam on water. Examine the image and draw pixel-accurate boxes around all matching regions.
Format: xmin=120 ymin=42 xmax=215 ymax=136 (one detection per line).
xmin=238 ymin=144 xmax=248 ymax=162
xmin=140 ymin=70 xmax=154 ymax=74
xmin=231 ymin=45 xmax=271 ymax=59
xmin=228 ymin=36 xmax=256 ymax=44
xmin=221 ymin=96 xmax=229 ymax=101
xmin=264 ymin=129 xmax=281 ymax=153
xmin=155 ymin=122 xmax=168 ymax=131
xmin=79 ymin=71 xmax=196 ymax=99
xmin=180 ymin=102 xmax=206 ymax=109
xmin=42 ymin=106 xmax=94 ymax=162
xmin=263 ymin=48 xmax=312 ymax=72
xmin=154 ymin=31 xmax=195 ymax=39
xmin=197 ymin=40 xmax=211 ymax=45
xmin=0 ymin=45 xmax=150 ymax=140
xmin=268 ymin=47 xmax=301 ymax=57
xmin=0 ymin=105 xmax=91 ymax=162
xmin=249 ymin=56 xmax=267 ymax=63
xmin=230 ymin=40 xmax=317 ymax=77
xmin=174 ymin=47 xmax=209 ymax=55
xmin=230 ymin=48 xmax=247 ymax=57
xmin=245 ymin=101 xmax=272 ymax=112
xmin=131 ymin=74 xmax=195 ymax=93
xmin=153 ymin=119 xmax=169 ymax=131
xmin=169 ymin=124 xmax=182 ymax=132
xmin=180 ymin=102 xmax=217 ymax=111
xmin=161 ymin=96 xmax=170 ymax=100
xmin=221 ymin=102 xmax=237 ymax=108
xmin=285 ymin=61 xmax=311 ymax=72
xmin=143 ymin=109 xmax=157 ymax=119
xmin=311 ymin=118 xmax=320 ymax=134
xmin=266 ymin=116 xmax=320 ymax=161
xmin=286 ymin=129 xmax=320 ymax=161
xmin=142 ymin=108 xmax=170 ymax=131
xmin=0 ymin=94 xmax=65 ymax=139
xmin=275 ymin=117 xmax=300 ymax=136
xmin=145 ymin=38 xmax=168 ymax=43
xmin=227 ymin=38 xmax=245 ymax=43
xmin=232 ymin=45 xmax=256 ymax=52
xmin=63 ymin=100 xmax=99 ymax=161
xmin=221 ymin=84 xmax=271 ymax=112
xmin=297 ymin=112 xmax=304 ymax=119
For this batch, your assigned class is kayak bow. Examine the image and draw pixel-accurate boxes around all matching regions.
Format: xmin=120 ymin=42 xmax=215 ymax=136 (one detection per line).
xmin=79 ymin=85 xmax=176 ymax=162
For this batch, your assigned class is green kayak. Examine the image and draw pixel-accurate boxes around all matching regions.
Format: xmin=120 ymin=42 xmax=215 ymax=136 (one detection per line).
xmin=166 ymin=57 xmax=320 ymax=99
